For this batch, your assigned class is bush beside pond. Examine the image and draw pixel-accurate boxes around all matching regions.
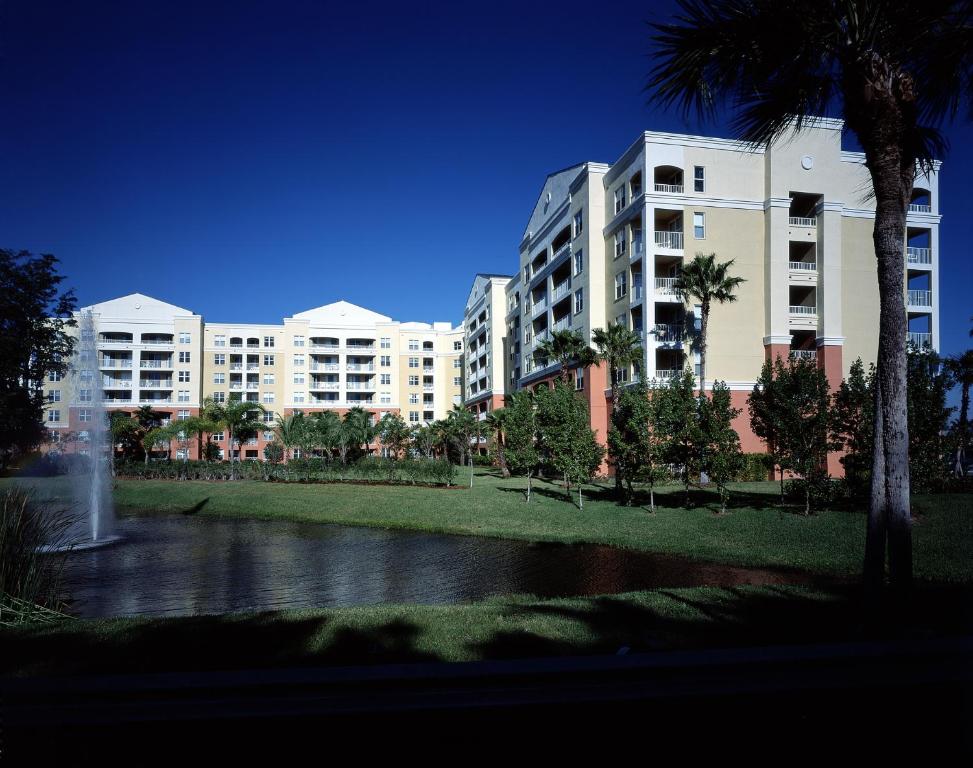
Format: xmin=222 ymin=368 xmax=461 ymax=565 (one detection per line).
xmin=115 ymin=457 xmax=457 ymax=487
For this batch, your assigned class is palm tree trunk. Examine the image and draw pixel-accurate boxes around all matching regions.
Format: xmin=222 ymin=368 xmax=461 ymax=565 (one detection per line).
xmin=698 ymin=304 xmax=708 ymax=401
xmin=864 ymin=378 xmax=887 ymax=615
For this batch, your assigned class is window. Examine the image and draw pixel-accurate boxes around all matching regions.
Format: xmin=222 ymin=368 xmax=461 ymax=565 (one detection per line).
xmin=574 ymin=250 xmax=583 ymax=276
xmin=524 ymin=265 xmax=530 ymax=282
xmin=616 ymin=313 xmax=627 ymax=329
xmin=408 ymin=339 xmax=419 ymax=351
xmin=179 ymin=351 xmax=191 ymax=363
xmin=693 ymin=212 xmax=705 ymax=239
xmin=47 ymin=410 xmax=60 ymax=423
xmin=47 ymin=390 xmax=60 ymax=402
xmin=79 ymin=409 xmax=91 ymax=422
xmin=573 ymin=210 xmax=583 ymax=237
xmin=614 ymin=272 xmax=628 ymax=300
xmin=453 ymin=340 xmax=462 ymax=351
xmin=178 ymin=370 xmax=191 ymax=383
xmin=408 ymin=357 xmax=419 ymax=368
xmin=380 ymin=337 xmax=391 ymax=349
xmin=48 ymin=370 xmax=61 ymax=382
xmin=453 ymin=376 xmax=461 ymax=386
xmin=263 ymin=336 xmax=275 ymax=348
xmin=263 ymin=373 xmax=275 ymax=385
xmin=380 ymin=374 xmax=391 ymax=385
xmin=212 ymin=391 xmax=226 ymax=403
xmin=179 ymin=332 xmax=191 ymax=344
xmin=214 ymin=353 xmax=225 ymax=365
xmin=79 ymin=389 xmax=92 ymax=402
xmin=263 ymin=392 xmax=275 ymax=404
xmin=293 ymin=392 xmax=305 ymax=403
xmin=378 ymin=394 xmax=390 ymax=404
xmin=409 ymin=411 xmax=420 ymax=423
xmin=178 ymin=410 xmax=190 ymax=420
xmin=409 ymin=393 xmax=419 ymax=404
xmin=293 ymin=335 xmax=305 ymax=347
xmin=693 ymin=305 xmax=702 ymax=332
xmin=575 ymin=368 xmax=584 ymax=391
xmin=214 ymin=335 xmax=226 ymax=347
xmin=408 ymin=375 xmax=419 ymax=386
xmin=694 ymin=166 xmax=705 ymax=193
xmin=263 ymin=411 xmax=275 ymax=423
xmin=293 ymin=355 xmax=305 ymax=368
xmin=178 ymin=390 xmax=190 ymax=402
xmin=80 ymin=369 xmax=94 ymax=382
xmin=263 ymin=355 xmax=274 ymax=366
xmin=214 ymin=373 xmax=225 ymax=384
xmin=614 ymin=230 xmax=626 ymax=258
xmin=293 ymin=373 xmax=305 ymax=385
xmin=78 ymin=430 xmax=90 ymax=443
xmin=380 ymin=355 xmax=391 ymax=367
xmin=574 ymin=289 xmax=584 ymax=314
xmin=453 ymin=359 xmax=462 ymax=368
xmin=614 ymin=186 xmax=627 ymax=214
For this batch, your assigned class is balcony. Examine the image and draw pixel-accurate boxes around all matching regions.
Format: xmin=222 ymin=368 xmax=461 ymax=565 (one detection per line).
xmin=346 ymin=363 xmax=375 ymax=372
xmin=346 ymin=382 xmax=375 ymax=391
xmin=631 ymin=282 xmax=643 ymax=303
xmin=655 ymin=277 xmax=679 ymax=297
xmin=654 ymin=183 xmax=683 ymax=193
xmin=246 ymin=383 xmax=259 ymax=391
xmin=309 ymin=342 xmax=340 ymax=351
xmin=907 ymin=247 xmax=932 ymax=265
xmin=531 ymin=296 xmax=548 ymax=318
xmin=654 ymin=369 xmax=679 ymax=381
xmin=907 ymin=289 xmax=932 ymax=307
xmin=103 ymin=380 xmax=132 ymax=389
xmin=140 ymin=338 xmax=174 ymax=347
xmin=653 ymin=324 xmax=684 ymax=344
xmin=423 ymin=384 xmax=435 ymax=392
xmin=423 ymin=366 xmax=434 ymax=373
xmin=138 ymin=379 xmax=172 ymax=388
xmin=654 ymin=231 xmax=684 ymax=250
xmin=551 ymin=281 xmax=571 ymax=302
xmin=552 ymin=316 xmax=572 ymax=332
xmin=139 ymin=396 xmax=172 ymax=404
xmin=139 ymin=359 xmax=173 ymax=369
xmin=788 ymin=216 xmax=817 ymax=227
xmin=229 ymin=364 xmax=243 ymax=371
xmin=908 ymin=331 xmax=932 ymax=347
xmin=310 ymin=363 xmax=340 ymax=372
xmin=229 ymin=383 xmax=243 ymax=390
xmin=104 ymin=396 xmax=133 ymax=403
xmin=346 ymin=343 xmax=375 ymax=351
xmin=908 ymin=203 xmax=932 ymax=213
xmin=310 ymin=381 xmax=340 ymax=391
xmin=789 ymin=350 xmax=817 ymax=361
xmin=789 ymin=261 xmax=817 ymax=272
xmin=246 ymin=364 xmax=259 ymax=371
xmin=789 ymin=305 xmax=818 ymax=316
xmin=100 ymin=358 xmax=133 ymax=368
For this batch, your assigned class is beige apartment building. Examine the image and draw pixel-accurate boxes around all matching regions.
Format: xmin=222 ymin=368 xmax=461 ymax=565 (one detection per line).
xmin=44 ymin=295 xmax=463 ymax=460
xmin=464 ymin=119 xmax=941 ymax=462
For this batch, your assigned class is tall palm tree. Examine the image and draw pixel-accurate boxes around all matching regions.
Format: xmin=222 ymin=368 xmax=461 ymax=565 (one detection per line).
xmin=947 ymin=350 xmax=973 ymax=475
xmin=485 ymin=408 xmax=510 ymax=477
xmin=430 ymin=419 xmax=452 ymax=460
xmin=673 ymin=253 xmax=745 ymax=401
xmin=448 ymin=404 xmax=478 ymax=487
xmin=592 ymin=322 xmax=644 ymax=410
xmin=342 ymin=407 xmax=375 ymax=458
xmin=536 ymin=329 xmax=596 ymax=383
xmin=179 ymin=414 xmax=216 ymax=462
xmin=647 ymin=0 xmax=973 ymax=600
xmin=272 ymin=413 xmax=304 ymax=462
xmin=203 ymin=397 xmax=265 ymax=471
xmin=313 ymin=411 xmax=344 ymax=462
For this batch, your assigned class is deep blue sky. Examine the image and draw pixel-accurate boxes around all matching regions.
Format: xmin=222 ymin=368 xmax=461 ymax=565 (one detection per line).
xmin=1 ymin=0 xmax=970 ymax=361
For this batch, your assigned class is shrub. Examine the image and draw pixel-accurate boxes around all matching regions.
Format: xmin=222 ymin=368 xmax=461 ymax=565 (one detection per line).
xmin=734 ymin=453 xmax=773 ymax=482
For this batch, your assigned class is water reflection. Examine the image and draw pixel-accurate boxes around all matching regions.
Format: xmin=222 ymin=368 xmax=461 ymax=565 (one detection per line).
xmin=58 ymin=516 xmax=821 ymax=619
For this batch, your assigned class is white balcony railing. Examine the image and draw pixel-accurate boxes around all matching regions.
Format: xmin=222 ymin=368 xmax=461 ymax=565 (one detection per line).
xmin=246 ymin=364 xmax=259 ymax=371
xmin=229 ymin=364 xmax=243 ymax=371
xmin=310 ymin=363 xmax=340 ymax=372
xmin=655 ymin=277 xmax=679 ymax=295
xmin=552 ymin=316 xmax=572 ymax=332
xmin=654 ymin=324 xmax=684 ymax=343
xmin=100 ymin=359 xmax=133 ymax=368
xmin=229 ymin=383 xmax=242 ymax=390
xmin=309 ymin=343 xmax=340 ymax=351
xmin=138 ymin=380 xmax=172 ymax=388
xmin=908 ymin=332 xmax=932 ymax=347
xmin=789 ymin=305 xmax=817 ymax=316
xmin=139 ymin=360 xmax=172 ymax=369
xmin=246 ymin=383 xmax=259 ymax=391
xmin=104 ymin=381 xmax=132 ymax=389
xmin=654 ymin=183 xmax=683 ymax=193
xmin=907 ymin=247 xmax=932 ymax=265
xmin=346 ymin=364 xmax=375 ymax=372
xmin=789 ymin=350 xmax=817 ymax=361
xmin=908 ymin=203 xmax=932 ymax=213
xmin=552 ymin=281 xmax=571 ymax=301
xmin=141 ymin=339 xmax=174 ymax=346
xmin=654 ymin=231 xmax=684 ymax=249
xmin=907 ymin=289 xmax=932 ymax=307
xmin=788 ymin=216 xmax=817 ymax=227
xmin=345 ymin=382 xmax=375 ymax=391
xmin=789 ymin=261 xmax=817 ymax=271
xmin=654 ymin=369 xmax=679 ymax=381
xmin=310 ymin=382 xmax=340 ymax=391
xmin=532 ymin=296 xmax=547 ymax=316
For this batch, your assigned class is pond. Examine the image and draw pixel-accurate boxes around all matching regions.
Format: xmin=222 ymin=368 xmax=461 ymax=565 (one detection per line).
xmin=58 ymin=515 xmax=825 ymax=618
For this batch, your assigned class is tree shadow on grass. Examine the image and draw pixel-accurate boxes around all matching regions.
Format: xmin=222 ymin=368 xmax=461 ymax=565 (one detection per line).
xmin=182 ymin=498 xmax=210 ymax=515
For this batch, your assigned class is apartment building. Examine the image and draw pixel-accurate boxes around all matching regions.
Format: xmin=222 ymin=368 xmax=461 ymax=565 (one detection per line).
xmin=44 ymin=295 xmax=463 ymax=460
xmin=463 ymin=274 xmax=513 ymax=419
xmin=465 ymin=119 xmax=941 ymax=461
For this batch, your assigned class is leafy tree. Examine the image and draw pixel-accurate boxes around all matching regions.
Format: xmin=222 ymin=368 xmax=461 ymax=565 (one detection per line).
xmin=411 ymin=424 xmax=436 ymax=459
xmin=272 ymin=413 xmax=304 ymax=462
xmin=178 ymin=415 xmax=217 ymax=463
xmin=535 ymin=329 xmax=596 ymax=383
xmin=447 ymin=405 xmax=478 ymax=487
xmin=342 ymin=407 xmax=375 ymax=460
xmin=503 ymin=390 xmax=540 ymax=502
xmin=485 ymin=408 xmax=510 ymax=477
xmin=906 ymin=349 xmax=954 ymax=492
xmin=832 ymin=359 xmax=877 ymax=499
xmin=700 ymin=381 xmax=744 ymax=513
xmin=945 ymin=349 xmax=973 ymax=475
xmin=673 ymin=253 xmax=745 ymax=401
xmin=749 ymin=360 xmax=789 ymax=502
xmin=313 ymin=411 xmax=344 ymax=463
xmin=592 ymin=322 xmax=643 ymax=494
xmin=377 ymin=412 xmax=411 ymax=459
xmin=430 ymin=419 xmax=453 ymax=461
xmin=0 ymin=250 xmax=77 ymax=470
xmin=142 ymin=424 xmax=176 ymax=465
xmin=107 ymin=411 xmax=141 ymax=477
xmin=608 ymin=382 xmax=655 ymax=507
xmin=203 ymin=397 xmax=266 ymax=476
xmin=654 ymin=370 xmax=703 ymax=507
xmin=263 ymin=441 xmax=284 ymax=464
xmin=535 ymin=381 xmax=604 ymax=507
xmin=646 ymin=0 xmax=973 ymax=601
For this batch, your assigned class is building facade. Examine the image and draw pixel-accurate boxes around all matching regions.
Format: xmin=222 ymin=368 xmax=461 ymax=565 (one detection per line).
xmin=464 ymin=119 xmax=942 ymax=465
xmin=44 ymin=294 xmax=463 ymax=460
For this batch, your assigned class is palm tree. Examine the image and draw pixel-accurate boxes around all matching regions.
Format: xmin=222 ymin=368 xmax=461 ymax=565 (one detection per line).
xmin=203 ymin=397 xmax=265 ymax=474
xmin=272 ymin=413 xmax=304 ymax=462
xmin=485 ymin=408 xmax=510 ymax=477
xmin=448 ymin=405 xmax=478 ymax=487
xmin=179 ymin=415 xmax=216 ymax=462
xmin=536 ymin=329 xmax=596 ymax=383
xmin=947 ymin=350 xmax=973 ymax=475
xmin=107 ymin=411 xmax=140 ymax=476
xmin=342 ymin=407 xmax=375 ymax=459
xmin=646 ymin=0 xmax=973 ymax=601
xmin=313 ymin=411 xmax=344 ymax=463
xmin=430 ymin=419 xmax=453 ymax=460
xmin=673 ymin=253 xmax=745 ymax=401
xmin=592 ymin=322 xmax=643 ymax=409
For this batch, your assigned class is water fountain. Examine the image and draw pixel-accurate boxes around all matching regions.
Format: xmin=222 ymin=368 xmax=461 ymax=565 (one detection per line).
xmin=40 ymin=310 xmax=123 ymax=552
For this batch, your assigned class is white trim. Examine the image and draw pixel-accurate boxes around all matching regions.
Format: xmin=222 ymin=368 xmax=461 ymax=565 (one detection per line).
xmin=763 ymin=335 xmax=793 ymax=346
xmin=816 ymin=336 xmax=846 ymax=346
